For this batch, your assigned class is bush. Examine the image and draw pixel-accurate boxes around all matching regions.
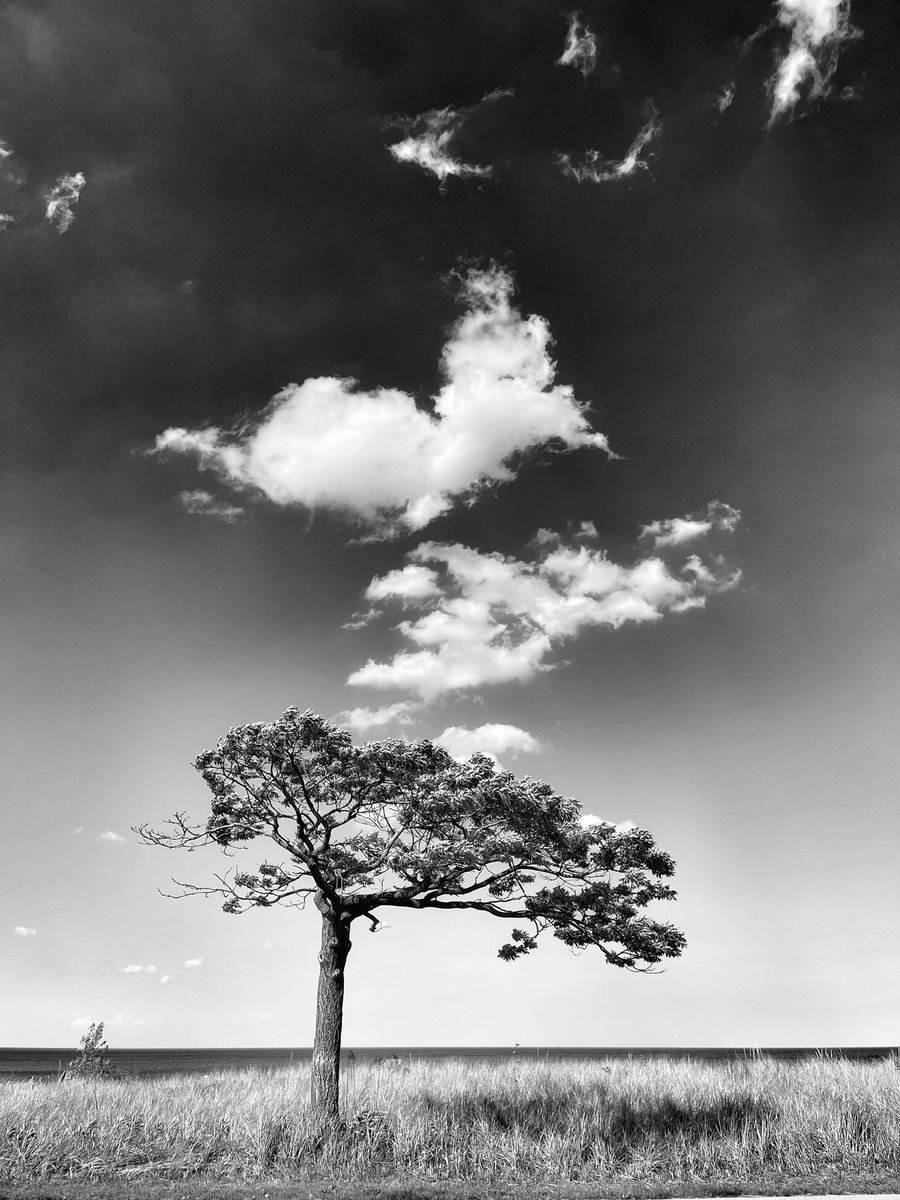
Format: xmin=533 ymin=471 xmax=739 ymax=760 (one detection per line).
xmin=63 ymin=1021 xmax=115 ymax=1079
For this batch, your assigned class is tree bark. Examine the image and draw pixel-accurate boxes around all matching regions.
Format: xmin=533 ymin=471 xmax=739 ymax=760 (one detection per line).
xmin=310 ymin=892 xmax=352 ymax=1123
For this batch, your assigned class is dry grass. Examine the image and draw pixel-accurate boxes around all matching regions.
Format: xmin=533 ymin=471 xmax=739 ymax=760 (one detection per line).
xmin=2 ymin=1054 xmax=899 ymax=1188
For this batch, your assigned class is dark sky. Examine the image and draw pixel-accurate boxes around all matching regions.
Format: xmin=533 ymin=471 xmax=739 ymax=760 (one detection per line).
xmin=3 ymin=0 xmax=899 ymax=1047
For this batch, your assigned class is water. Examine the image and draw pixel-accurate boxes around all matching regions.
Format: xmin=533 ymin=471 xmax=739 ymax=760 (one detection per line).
xmin=1 ymin=1045 xmax=896 ymax=1080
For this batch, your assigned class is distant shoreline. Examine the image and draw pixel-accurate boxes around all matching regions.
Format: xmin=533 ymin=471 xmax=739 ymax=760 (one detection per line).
xmin=2 ymin=1044 xmax=896 ymax=1080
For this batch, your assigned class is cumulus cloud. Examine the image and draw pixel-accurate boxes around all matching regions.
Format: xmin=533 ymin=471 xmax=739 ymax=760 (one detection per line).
xmin=387 ymin=89 xmax=511 ymax=184
xmin=768 ymin=0 xmax=859 ymax=123
xmin=120 ymin=964 xmax=157 ymax=974
xmin=347 ymin=512 xmax=741 ymax=699
xmin=335 ymin=701 xmax=422 ymax=734
xmin=45 ymin=171 xmax=86 ymax=233
xmin=13 ymin=926 xmax=37 ymax=937
xmin=177 ymin=489 xmax=244 ymax=522
xmin=154 ymin=265 xmax=611 ymax=536
xmin=435 ymin=723 xmax=542 ymax=763
xmin=183 ymin=957 xmax=204 ymax=968
xmin=641 ymin=501 xmax=740 ymax=549
xmin=558 ymin=105 xmax=660 ymax=183
xmin=160 ymin=975 xmax=175 ymax=985
xmin=97 ymin=830 xmax=126 ymax=843
xmin=557 ymin=14 xmax=598 ymax=77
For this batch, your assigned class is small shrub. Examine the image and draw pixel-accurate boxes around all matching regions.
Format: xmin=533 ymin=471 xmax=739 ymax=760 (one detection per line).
xmin=63 ymin=1022 xmax=116 ymax=1079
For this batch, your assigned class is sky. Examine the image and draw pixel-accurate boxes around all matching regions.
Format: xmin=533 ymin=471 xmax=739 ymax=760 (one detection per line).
xmin=2 ymin=0 xmax=899 ymax=1050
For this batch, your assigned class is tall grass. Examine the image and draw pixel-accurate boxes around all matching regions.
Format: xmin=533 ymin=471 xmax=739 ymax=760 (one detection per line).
xmin=2 ymin=1055 xmax=899 ymax=1184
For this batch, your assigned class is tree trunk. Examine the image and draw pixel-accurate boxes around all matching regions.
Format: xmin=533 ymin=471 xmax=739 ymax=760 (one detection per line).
xmin=310 ymin=893 xmax=352 ymax=1123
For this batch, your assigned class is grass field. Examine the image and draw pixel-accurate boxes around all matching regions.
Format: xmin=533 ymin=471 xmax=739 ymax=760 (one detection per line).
xmin=2 ymin=1054 xmax=899 ymax=1193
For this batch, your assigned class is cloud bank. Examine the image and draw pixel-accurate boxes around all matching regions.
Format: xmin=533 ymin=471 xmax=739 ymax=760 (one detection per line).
xmin=557 ymin=106 xmax=660 ymax=183
xmin=155 ymin=265 xmax=611 ymax=536
xmin=768 ymin=0 xmax=858 ymax=123
xmin=347 ymin=511 xmax=740 ymax=699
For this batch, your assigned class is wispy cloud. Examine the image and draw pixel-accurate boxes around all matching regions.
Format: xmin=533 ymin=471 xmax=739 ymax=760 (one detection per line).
xmin=435 ymin=723 xmax=542 ymax=763
xmin=347 ymin=512 xmax=741 ymax=700
xmin=70 ymin=1013 xmax=156 ymax=1029
xmin=557 ymin=105 xmax=660 ymax=183
xmin=641 ymin=500 xmax=740 ymax=549
xmin=45 ymin=172 xmax=85 ymax=233
xmin=13 ymin=926 xmax=37 ymax=937
xmin=97 ymin=830 xmax=126 ymax=843
xmin=768 ymin=0 xmax=859 ymax=123
xmin=716 ymin=85 xmax=736 ymax=114
xmin=177 ymin=490 xmax=244 ymax=522
xmin=335 ymin=701 xmax=422 ymax=735
xmin=154 ymin=265 xmax=611 ymax=537
xmin=183 ymin=957 xmax=204 ymax=968
xmin=229 ymin=1011 xmax=274 ymax=1024
xmin=160 ymin=975 xmax=175 ymax=985
xmin=120 ymin=964 xmax=157 ymax=974
xmin=557 ymin=14 xmax=598 ymax=77
xmin=387 ymin=89 xmax=511 ymax=185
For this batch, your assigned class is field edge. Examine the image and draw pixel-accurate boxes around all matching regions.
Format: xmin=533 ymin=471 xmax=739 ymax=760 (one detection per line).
xmin=2 ymin=1170 xmax=900 ymax=1200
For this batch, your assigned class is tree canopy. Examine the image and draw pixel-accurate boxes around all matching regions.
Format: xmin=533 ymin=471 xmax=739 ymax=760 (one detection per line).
xmin=138 ymin=706 xmax=685 ymax=970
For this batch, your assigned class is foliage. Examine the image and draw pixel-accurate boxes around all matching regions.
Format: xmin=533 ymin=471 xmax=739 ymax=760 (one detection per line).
xmin=63 ymin=1022 xmax=115 ymax=1079
xmin=136 ymin=707 xmax=684 ymax=970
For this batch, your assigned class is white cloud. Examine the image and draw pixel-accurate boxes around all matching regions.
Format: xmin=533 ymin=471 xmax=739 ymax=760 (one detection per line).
xmin=229 ymin=1011 xmax=274 ymax=1024
xmin=177 ymin=489 xmax=244 ymax=522
xmin=366 ymin=563 xmax=442 ymax=603
xmin=70 ymin=1013 xmax=155 ymax=1028
xmin=154 ymin=265 xmax=611 ymax=536
xmin=387 ymin=89 xmax=511 ymax=184
xmin=558 ymin=106 xmax=660 ymax=183
xmin=435 ymin=723 xmax=542 ymax=763
xmin=641 ymin=501 xmax=740 ymax=549
xmin=45 ymin=171 xmax=85 ymax=233
xmin=557 ymin=14 xmax=598 ymax=77
xmin=768 ymin=0 xmax=859 ymax=123
xmin=717 ymin=85 xmax=736 ymax=114
xmin=120 ymin=964 xmax=156 ymax=974
xmin=97 ymin=831 xmax=125 ymax=843
xmin=348 ymin=514 xmax=740 ymax=700
xmin=13 ymin=926 xmax=37 ymax=937
xmin=579 ymin=814 xmax=637 ymax=832
xmin=335 ymin=701 xmax=422 ymax=735
xmin=160 ymin=975 xmax=175 ymax=985
xmin=183 ymin=957 xmax=204 ymax=968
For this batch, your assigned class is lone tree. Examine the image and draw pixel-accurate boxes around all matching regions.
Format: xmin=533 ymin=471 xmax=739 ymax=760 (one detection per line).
xmin=137 ymin=707 xmax=684 ymax=1122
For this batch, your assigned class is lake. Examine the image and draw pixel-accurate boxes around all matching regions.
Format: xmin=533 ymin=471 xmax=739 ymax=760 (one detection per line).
xmin=2 ymin=1045 xmax=896 ymax=1080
